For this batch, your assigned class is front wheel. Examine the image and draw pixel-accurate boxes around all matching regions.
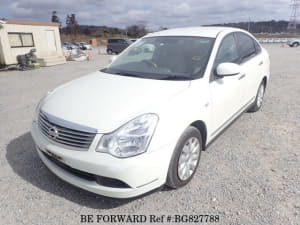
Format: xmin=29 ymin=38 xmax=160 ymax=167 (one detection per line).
xmin=166 ymin=126 xmax=202 ymax=188
xmin=248 ymin=81 xmax=265 ymax=112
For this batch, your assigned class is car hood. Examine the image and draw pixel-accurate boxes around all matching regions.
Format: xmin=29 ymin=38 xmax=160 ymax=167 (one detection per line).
xmin=41 ymin=71 xmax=190 ymax=133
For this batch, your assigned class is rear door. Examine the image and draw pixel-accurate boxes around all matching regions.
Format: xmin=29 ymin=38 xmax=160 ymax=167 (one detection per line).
xmin=235 ymin=32 xmax=264 ymax=105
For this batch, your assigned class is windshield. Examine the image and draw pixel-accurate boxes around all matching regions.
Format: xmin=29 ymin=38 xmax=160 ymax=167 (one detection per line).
xmin=103 ymin=36 xmax=214 ymax=80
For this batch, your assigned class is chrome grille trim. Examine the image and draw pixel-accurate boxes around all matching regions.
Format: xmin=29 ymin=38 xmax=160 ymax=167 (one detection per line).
xmin=38 ymin=111 xmax=97 ymax=149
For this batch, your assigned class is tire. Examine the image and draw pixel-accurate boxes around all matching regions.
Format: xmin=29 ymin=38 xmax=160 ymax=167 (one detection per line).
xmin=292 ymin=42 xmax=299 ymax=47
xmin=107 ymin=49 xmax=113 ymax=54
xmin=166 ymin=126 xmax=202 ymax=189
xmin=248 ymin=81 xmax=265 ymax=112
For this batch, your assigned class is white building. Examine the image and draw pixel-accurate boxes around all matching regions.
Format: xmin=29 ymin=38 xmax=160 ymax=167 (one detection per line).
xmin=0 ymin=19 xmax=66 ymax=66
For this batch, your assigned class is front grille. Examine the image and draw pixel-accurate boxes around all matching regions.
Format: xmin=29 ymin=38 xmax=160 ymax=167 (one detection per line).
xmin=38 ymin=111 xmax=96 ymax=149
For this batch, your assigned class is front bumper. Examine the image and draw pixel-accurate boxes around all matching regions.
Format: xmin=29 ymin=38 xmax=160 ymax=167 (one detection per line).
xmin=31 ymin=121 xmax=172 ymax=198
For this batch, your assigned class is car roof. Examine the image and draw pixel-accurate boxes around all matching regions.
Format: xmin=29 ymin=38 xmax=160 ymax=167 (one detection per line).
xmin=145 ymin=26 xmax=244 ymax=38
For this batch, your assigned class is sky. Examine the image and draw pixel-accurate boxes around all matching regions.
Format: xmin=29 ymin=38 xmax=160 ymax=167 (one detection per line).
xmin=0 ymin=0 xmax=291 ymax=30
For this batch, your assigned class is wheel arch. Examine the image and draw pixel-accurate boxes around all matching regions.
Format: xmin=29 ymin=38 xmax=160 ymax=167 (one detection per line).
xmin=262 ymin=76 xmax=267 ymax=87
xmin=190 ymin=120 xmax=207 ymax=151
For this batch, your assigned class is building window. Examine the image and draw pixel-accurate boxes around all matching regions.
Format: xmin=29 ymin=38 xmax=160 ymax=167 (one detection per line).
xmin=8 ymin=33 xmax=34 ymax=48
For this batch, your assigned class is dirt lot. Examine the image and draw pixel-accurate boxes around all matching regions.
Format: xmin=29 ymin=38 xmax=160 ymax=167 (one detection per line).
xmin=0 ymin=45 xmax=299 ymax=225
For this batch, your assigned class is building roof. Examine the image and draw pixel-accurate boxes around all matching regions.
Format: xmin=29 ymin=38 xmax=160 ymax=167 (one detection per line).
xmin=2 ymin=19 xmax=59 ymax=27
xmin=145 ymin=26 xmax=244 ymax=38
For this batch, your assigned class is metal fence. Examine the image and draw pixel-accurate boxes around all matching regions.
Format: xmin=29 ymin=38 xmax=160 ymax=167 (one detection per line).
xmin=257 ymin=38 xmax=294 ymax=43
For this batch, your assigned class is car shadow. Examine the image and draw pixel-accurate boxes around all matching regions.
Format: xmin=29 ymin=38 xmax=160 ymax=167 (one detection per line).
xmin=5 ymin=132 xmax=160 ymax=209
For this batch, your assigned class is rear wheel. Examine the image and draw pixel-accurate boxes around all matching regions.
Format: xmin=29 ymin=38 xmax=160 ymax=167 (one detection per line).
xmin=292 ymin=42 xmax=299 ymax=47
xmin=248 ymin=81 xmax=265 ymax=112
xmin=166 ymin=126 xmax=202 ymax=188
xmin=107 ymin=49 xmax=113 ymax=54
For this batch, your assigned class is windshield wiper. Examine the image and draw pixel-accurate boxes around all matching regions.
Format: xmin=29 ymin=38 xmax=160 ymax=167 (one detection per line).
xmin=102 ymin=68 xmax=143 ymax=78
xmin=113 ymin=72 xmax=143 ymax=78
xmin=102 ymin=68 xmax=191 ymax=80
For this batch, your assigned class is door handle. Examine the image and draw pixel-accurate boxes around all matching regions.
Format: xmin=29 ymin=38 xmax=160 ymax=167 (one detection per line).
xmin=259 ymin=61 xmax=263 ymax=66
xmin=238 ymin=73 xmax=246 ymax=80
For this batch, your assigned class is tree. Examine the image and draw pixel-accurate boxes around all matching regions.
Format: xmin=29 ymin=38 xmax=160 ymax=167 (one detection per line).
xmin=126 ymin=24 xmax=148 ymax=38
xmin=51 ymin=11 xmax=61 ymax=28
xmin=66 ymin=14 xmax=79 ymax=35
xmin=83 ymin=28 xmax=91 ymax=35
xmin=159 ymin=26 xmax=168 ymax=31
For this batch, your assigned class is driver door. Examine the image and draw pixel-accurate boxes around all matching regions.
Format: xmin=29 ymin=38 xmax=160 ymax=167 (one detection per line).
xmin=209 ymin=33 xmax=245 ymax=138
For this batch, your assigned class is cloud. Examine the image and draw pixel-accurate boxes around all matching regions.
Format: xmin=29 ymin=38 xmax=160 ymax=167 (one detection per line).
xmin=0 ymin=0 xmax=290 ymax=29
xmin=10 ymin=2 xmax=33 ymax=17
xmin=169 ymin=3 xmax=191 ymax=17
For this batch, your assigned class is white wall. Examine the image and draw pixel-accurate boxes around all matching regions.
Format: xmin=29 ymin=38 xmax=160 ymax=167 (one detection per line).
xmin=0 ymin=23 xmax=63 ymax=65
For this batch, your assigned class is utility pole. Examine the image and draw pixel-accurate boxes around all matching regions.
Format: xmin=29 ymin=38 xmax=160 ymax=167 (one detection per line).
xmin=288 ymin=0 xmax=300 ymax=33
xmin=247 ymin=17 xmax=251 ymax=32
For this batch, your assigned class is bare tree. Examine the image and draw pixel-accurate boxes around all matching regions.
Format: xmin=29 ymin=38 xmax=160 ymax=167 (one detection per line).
xmin=51 ymin=11 xmax=61 ymax=28
xmin=159 ymin=26 xmax=168 ymax=31
xmin=66 ymin=14 xmax=79 ymax=35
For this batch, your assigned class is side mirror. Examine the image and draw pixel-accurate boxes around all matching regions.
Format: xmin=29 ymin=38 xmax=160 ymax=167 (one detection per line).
xmin=109 ymin=55 xmax=118 ymax=64
xmin=216 ymin=62 xmax=241 ymax=77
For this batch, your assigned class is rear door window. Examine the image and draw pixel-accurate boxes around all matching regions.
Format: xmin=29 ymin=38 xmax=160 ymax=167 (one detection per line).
xmin=235 ymin=32 xmax=257 ymax=63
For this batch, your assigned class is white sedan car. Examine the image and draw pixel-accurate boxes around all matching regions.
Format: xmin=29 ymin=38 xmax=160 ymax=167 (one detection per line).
xmin=31 ymin=27 xmax=270 ymax=198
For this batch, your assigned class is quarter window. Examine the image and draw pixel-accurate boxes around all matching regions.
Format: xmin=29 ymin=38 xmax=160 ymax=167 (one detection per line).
xmin=8 ymin=33 xmax=34 ymax=48
xmin=253 ymin=40 xmax=261 ymax=53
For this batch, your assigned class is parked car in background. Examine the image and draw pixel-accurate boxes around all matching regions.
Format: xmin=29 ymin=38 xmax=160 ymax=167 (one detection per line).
xmin=63 ymin=42 xmax=93 ymax=50
xmin=287 ymin=38 xmax=300 ymax=47
xmin=62 ymin=42 xmax=79 ymax=50
xmin=79 ymin=42 xmax=93 ymax=50
xmin=31 ymin=27 xmax=270 ymax=198
xmin=62 ymin=43 xmax=70 ymax=50
xmin=71 ymin=42 xmax=82 ymax=49
xmin=107 ymin=38 xmax=133 ymax=54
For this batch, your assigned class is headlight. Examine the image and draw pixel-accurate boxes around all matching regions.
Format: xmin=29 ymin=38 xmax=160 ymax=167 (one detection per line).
xmin=96 ymin=113 xmax=159 ymax=158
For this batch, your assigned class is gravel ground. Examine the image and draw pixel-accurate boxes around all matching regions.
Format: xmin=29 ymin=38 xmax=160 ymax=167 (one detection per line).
xmin=0 ymin=45 xmax=299 ymax=225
